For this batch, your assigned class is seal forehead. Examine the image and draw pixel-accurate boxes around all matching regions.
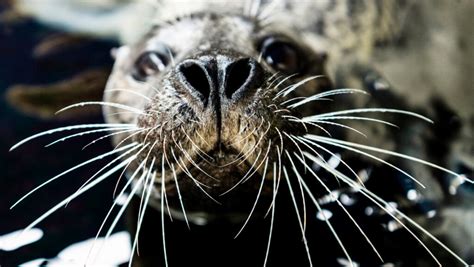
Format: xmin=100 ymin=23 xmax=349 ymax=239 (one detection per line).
xmin=145 ymin=14 xmax=256 ymax=60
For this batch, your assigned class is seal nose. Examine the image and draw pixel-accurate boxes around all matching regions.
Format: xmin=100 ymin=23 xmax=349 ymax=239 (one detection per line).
xmin=177 ymin=56 xmax=263 ymax=106
xmin=178 ymin=60 xmax=213 ymax=105
xmin=224 ymin=58 xmax=263 ymax=101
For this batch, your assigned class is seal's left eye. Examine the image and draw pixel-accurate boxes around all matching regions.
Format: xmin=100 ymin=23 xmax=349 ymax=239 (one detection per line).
xmin=132 ymin=51 xmax=169 ymax=81
xmin=259 ymin=37 xmax=305 ymax=75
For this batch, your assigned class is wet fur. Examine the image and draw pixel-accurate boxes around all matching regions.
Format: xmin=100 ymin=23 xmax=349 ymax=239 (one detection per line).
xmin=10 ymin=0 xmax=473 ymax=266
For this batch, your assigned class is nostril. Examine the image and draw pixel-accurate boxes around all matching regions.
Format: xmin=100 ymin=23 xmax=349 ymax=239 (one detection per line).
xmin=179 ymin=62 xmax=211 ymax=101
xmin=225 ymin=58 xmax=252 ymax=99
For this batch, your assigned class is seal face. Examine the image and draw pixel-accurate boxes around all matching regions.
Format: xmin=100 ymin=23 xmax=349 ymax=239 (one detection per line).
xmin=104 ymin=12 xmax=330 ymax=218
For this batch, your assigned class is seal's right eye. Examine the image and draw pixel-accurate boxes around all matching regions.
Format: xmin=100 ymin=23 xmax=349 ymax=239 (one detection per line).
xmin=132 ymin=51 xmax=169 ymax=81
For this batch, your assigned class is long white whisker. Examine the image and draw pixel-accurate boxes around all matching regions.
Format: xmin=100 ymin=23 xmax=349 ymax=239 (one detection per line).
xmin=106 ymin=89 xmax=152 ymax=102
xmin=304 ymin=153 xmax=448 ymax=266
xmin=263 ymin=162 xmax=277 ymax=266
xmin=287 ymin=88 xmax=368 ymax=109
xmin=294 ymin=136 xmax=364 ymax=187
xmin=19 ymin=156 xmax=136 ymax=237
xmin=85 ymin=152 xmax=148 ymax=264
xmin=282 ymin=165 xmax=313 ymax=266
xmin=305 ymin=135 xmax=427 ymax=188
xmin=305 ymin=108 xmax=433 ymax=123
xmin=82 ymin=128 xmax=141 ymax=150
xmin=69 ymin=144 xmax=149 ymax=207
xmin=303 ymin=116 xmax=398 ymax=128
xmin=284 ymin=117 xmax=332 ymax=137
xmin=294 ymin=152 xmax=383 ymax=262
xmin=310 ymin=134 xmax=474 ymax=183
xmin=10 ymin=124 xmax=135 ymax=151
xmin=302 ymin=120 xmax=367 ymax=138
xmin=177 ymin=158 xmax=221 ymax=204
xmin=271 ymin=74 xmax=298 ymax=100
xmin=278 ymin=75 xmax=324 ymax=98
xmin=170 ymin=160 xmax=190 ymax=229
xmin=101 ymin=161 xmax=148 ymax=254
xmin=56 ymin=101 xmax=144 ymax=116
xmin=113 ymin=128 xmax=149 ymax=152
xmin=129 ymin=158 xmax=156 ymax=266
xmin=235 ymin=158 xmax=269 ymax=238
xmin=161 ymin=154 xmax=169 ymax=267
xmin=286 ymin=151 xmax=352 ymax=266
xmin=10 ymin=143 xmax=139 ymax=209
xmin=44 ymin=127 xmax=137 ymax=147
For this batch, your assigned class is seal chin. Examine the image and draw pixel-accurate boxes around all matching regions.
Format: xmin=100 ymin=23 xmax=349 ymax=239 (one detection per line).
xmin=155 ymin=147 xmax=274 ymax=217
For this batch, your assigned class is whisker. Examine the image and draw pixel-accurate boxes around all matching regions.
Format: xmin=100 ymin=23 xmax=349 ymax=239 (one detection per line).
xmin=304 ymin=135 xmax=427 ymax=188
xmin=170 ymin=159 xmax=190 ymax=229
xmin=235 ymin=157 xmax=269 ymax=238
xmin=10 ymin=123 xmax=135 ymax=151
xmin=304 ymin=120 xmax=367 ymax=138
xmin=231 ymin=118 xmax=265 ymax=146
xmin=220 ymin=148 xmax=263 ymax=196
xmin=286 ymin=151 xmax=353 ymax=266
xmin=56 ymin=101 xmax=145 ymax=116
xmin=271 ymin=74 xmax=298 ymax=100
xmin=287 ymin=88 xmax=368 ymax=109
xmin=112 ymin=143 xmax=152 ymax=198
xmin=304 ymin=153 xmax=449 ymax=266
xmin=44 ymin=127 xmax=137 ymax=147
xmin=19 ymin=156 xmax=137 ymax=237
xmin=10 ymin=143 xmax=139 ymax=209
xmin=286 ymin=152 xmax=308 ymax=232
xmin=282 ymin=165 xmax=313 ymax=266
xmin=306 ymin=108 xmax=433 ymax=123
xmin=294 ymin=136 xmax=364 ymax=187
xmin=101 ymin=160 xmax=149 ymax=256
xmin=82 ymin=128 xmax=142 ymax=150
xmin=303 ymin=116 xmax=399 ymax=128
xmin=112 ymin=128 xmax=150 ymax=152
xmin=173 ymin=134 xmax=218 ymax=182
xmin=73 ymin=143 xmax=149 ymax=206
xmin=180 ymin=127 xmax=214 ymax=163
xmin=278 ymin=75 xmax=324 ymax=98
xmin=263 ymin=161 xmax=277 ymax=266
xmin=314 ymin=135 xmax=473 ymax=184
xmin=106 ymin=89 xmax=152 ymax=102
xmin=160 ymin=154 xmax=169 ymax=267
xmin=86 ymin=154 xmax=149 ymax=264
xmin=294 ymin=152 xmax=383 ymax=262
xmin=285 ymin=118 xmax=332 ymax=137
xmin=170 ymin=148 xmax=220 ymax=204
xmin=130 ymin=158 xmax=157 ymax=266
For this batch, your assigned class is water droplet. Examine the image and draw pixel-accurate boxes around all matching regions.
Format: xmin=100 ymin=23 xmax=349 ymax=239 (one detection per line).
xmin=340 ymin=193 xmax=356 ymax=206
xmin=316 ymin=209 xmax=333 ymax=221
xmin=357 ymin=169 xmax=370 ymax=184
xmin=426 ymin=210 xmax=437 ymax=218
xmin=337 ymin=257 xmax=360 ymax=267
xmin=328 ymin=153 xmax=341 ymax=168
xmin=407 ymin=189 xmax=418 ymax=201
xmin=312 ymin=162 xmax=321 ymax=172
xmin=385 ymin=202 xmax=398 ymax=213
xmin=386 ymin=220 xmax=402 ymax=232
xmin=448 ymin=175 xmax=466 ymax=195
xmin=365 ymin=206 xmax=374 ymax=216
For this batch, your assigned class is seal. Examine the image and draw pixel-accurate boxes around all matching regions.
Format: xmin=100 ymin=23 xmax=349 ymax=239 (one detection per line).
xmin=10 ymin=1 xmax=474 ymax=266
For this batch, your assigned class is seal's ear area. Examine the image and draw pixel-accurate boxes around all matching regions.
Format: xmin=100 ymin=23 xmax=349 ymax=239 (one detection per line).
xmin=6 ymin=69 xmax=108 ymax=120
xmin=13 ymin=0 xmax=157 ymax=43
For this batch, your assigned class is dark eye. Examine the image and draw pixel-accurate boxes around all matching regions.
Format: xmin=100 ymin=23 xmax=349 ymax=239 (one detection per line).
xmin=132 ymin=51 xmax=169 ymax=81
xmin=260 ymin=37 xmax=304 ymax=74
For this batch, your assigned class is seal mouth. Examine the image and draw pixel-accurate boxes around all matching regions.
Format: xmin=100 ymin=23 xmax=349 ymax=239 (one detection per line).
xmin=157 ymin=144 xmax=274 ymax=215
